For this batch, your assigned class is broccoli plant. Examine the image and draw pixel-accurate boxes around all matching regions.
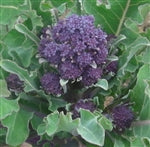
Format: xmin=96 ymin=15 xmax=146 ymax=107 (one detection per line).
xmin=0 ymin=0 xmax=150 ymax=147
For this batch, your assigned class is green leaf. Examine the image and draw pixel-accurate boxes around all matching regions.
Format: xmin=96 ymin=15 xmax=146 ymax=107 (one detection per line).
xmin=31 ymin=0 xmax=52 ymax=26
xmin=114 ymin=137 xmax=130 ymax=147
xmin=0 ymin=0 xmax=43 ymax=34
xmin=37 ymin=123 xmax=47 ymax=136
xmin=0 ymin=79 xmax=11 ymax=97
xmin=15 ymin=23 xmax=40 ymax=46
xmin=49 ymin=97 xmax=67 ymax=112
xmin=57 ymin=112 xmax=79 ymax=133
xmin=0 ymin=127 xmax=7 ymax=136
xmin=130 ymin=137 xmax=146 ymax=147
xmin=50 ymin=0 xmax=73 ymax=8
xmin=26 ymin=10 xmax=43 ymax=31
xmin=40 ymin=0 xmax=53 ymax=12
xmin=37 ymin=112 xmax=79 ymax=136
xmin=1 ymin=109 xmax=33 ymax=146
xmin=45 ymin=112 xmax=59 ymax=136
xmin=99 ymin=115 xmax=113 ymax=131
xmin=133 ymin=121 xmax=150 ymax=139
xmin=0 ymin=98 xmax=19 ymax=120
xmin=138 ymin=3 xmax=150 ymax=19
xmin=141 ymin=46 xmax=150 ymax=64
xmin=94 ymin=79 xmax=108 ymax=90
xmin=31 ymin=115 xmax=43 ymax=130
xmin=0 ymin=0 xmax=28 ymax=28
xmin=120 ymin=3 xmax=150 ymax=43
xmin=83 ymin=0 xmax=149 ymax=35
xmin=131 ymin=64 xmax=150 ymax=118
xmin=77 ymin=109 xmax=105 ymax=146
xmin=132 ymin=81 xmax=150 ymax=139
xmin=121 ymin=18 xmax=141 ymax=44
xmin=3 ymin=30 xmax=35 ymax=67
xmin=118 ymin=37 xmax=150 ymax=75
xmin=0 ymin=59 xmax=38 ymax=92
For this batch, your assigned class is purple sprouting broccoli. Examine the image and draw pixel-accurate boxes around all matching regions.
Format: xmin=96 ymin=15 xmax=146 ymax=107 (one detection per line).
xmin=106 ymin=61 xmax=118 ymax=73
xmin=111 ymin=105 xmax=134 ymax=132
xmin=81 ymin=67 xmax=102 ymax=86
xmin=38 ymin=15 xmax=108 ymax=86
xmin=59 ymin=61 xmax=82 ymax=80
xmin=72 ymin=99 xmax=96 ymax=119
xmin=6 ymin=74 xmax=24 ymax=92
xmin=40 ymin=72 xmax=63 ymax=96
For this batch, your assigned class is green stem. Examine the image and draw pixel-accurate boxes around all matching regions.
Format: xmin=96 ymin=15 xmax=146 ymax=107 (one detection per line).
xmin=115 ymin=0 xmax=131 ymax=36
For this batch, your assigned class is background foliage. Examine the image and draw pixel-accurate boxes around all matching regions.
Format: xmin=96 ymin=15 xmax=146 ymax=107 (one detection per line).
xmin=0 ymin=0 xmax=150 ymax=146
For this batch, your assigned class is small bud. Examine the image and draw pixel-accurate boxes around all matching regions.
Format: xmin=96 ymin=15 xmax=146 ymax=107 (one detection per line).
xmin=112 ymin=105 xmax=134 ymax=132
xmin=6 ymin=74 xmax=24 ymax=92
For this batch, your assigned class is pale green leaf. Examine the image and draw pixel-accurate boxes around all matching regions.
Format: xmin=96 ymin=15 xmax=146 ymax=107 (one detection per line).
xmin=37 ymin=112 xmax=79 ymax=137
xmin=0 ymin=98 xmax=19 ymax=120
xmin=99 ymin=115 xmax=113 ymax=131
xmin=131 ymin=65 xmax=150 ymax=118
xmin=1 ymin=109 xmax=33 ymax=146
xmin=118 ymin=37 xmax=150 ymax=75
xmin=46 ymin=112 xmax=59 ymax=136
xmin=130 ymin=137 xmax=146 ymax=147
xmin=3 ymin=30 xmax=35 ymax=67
xmin=77 ymin=109 xmax=105 ymax=146
xmin=94 ymin=79 xmax=108 ymax=90
xmin=0 ymin=80 xmax=11 ymax=97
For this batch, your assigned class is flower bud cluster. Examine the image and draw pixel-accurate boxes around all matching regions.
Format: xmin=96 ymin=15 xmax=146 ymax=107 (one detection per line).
xmin=6 ymin=74 xmax=24 ymax=92
xmin=39 ymin=15 xmax=108 ymax=93
xmin=112 ymin=105 xmax=134 ymax=132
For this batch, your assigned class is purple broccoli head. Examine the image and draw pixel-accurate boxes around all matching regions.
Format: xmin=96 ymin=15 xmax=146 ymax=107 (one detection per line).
xmin=40 ymin=73 xmax=63 ymax=96
xmin=72 ymin=99 xmax=96 ymax=119
xmin=6 ymin=74 xmax=24 ymax=92
xmin=112 ymin=105 xmax=134 ymax=132
xmin=38 ymin=15 xmax=108 ymax=86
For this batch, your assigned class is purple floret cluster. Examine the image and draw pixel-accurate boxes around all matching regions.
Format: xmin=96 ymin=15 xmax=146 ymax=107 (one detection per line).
xmin=40 ymin=73 xmax=63 ymax=96
xmin=39 ymin=14 xmax=108 ymax=93
xmin=72 ymin=99 xmax=96 ymax=119
xmin=6 ymin=74 xmax=24 ymax=92
xmin=111 ymin=105 xmax=134 ymax=132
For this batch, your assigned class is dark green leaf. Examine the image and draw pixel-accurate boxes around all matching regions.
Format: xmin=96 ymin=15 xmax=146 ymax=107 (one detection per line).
xmin=83 ymin=0 xmax=149 ymax=35
xmin=15 ymin=23 xmax=40 ymax=46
